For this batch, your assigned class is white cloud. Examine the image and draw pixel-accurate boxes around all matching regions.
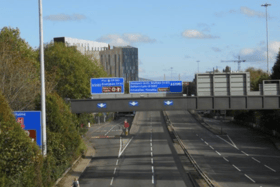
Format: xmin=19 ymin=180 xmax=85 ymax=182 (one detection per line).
xmin=215 ymin=6 xmax=269 ymax=19
xmin=240 ymin=6 xmax=265 ymax=18
xmin=182 ymin=30 xmax=219 ymax=39
xmin=238 ymin=41 xmax=280 ymax=62
xmin=44 ymin=14 xmax=86 ymax=21
xmin=97 ymin=34 xmax=156 ymax=46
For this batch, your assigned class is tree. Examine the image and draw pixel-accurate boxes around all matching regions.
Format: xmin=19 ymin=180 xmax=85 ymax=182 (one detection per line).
xmin=223 ymin=66 xmax=231 ymax=72
xmin=246 ymin=67 xmax=270 ymax=91
xmin=0 ymin=92 xmax=43 ymax=187
xmin=0 ymin=27 xmax=41 ymax=110
xmin=271 ymin=50 xmax=280 ymax=79
xmin=43 ymin=42 xmax=108 ymax=99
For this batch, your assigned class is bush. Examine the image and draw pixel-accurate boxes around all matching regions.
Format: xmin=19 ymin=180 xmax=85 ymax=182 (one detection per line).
xmin=35 ymin=93 xmax=86 ymax=185
xmin=0 ymin=92 xmax=43 ymax=187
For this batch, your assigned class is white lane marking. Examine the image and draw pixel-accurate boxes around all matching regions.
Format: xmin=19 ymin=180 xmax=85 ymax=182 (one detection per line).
xmin=119 ymin=137 xmax=122 ymax=155
xmin=244 ymin=174 xmax=255 ymax=183
xmin=150 ymin=139 xmax=152 ymax=142
xmin=151 ymin=152 xmax=153 ymax=157
xmin=201 ymin=138 xmax=204 ymax=141
xmin=232 ymin=164 xmax=241 ymax=171
xmin=150 ymin=143 xmax=152 ymax=147
xmin=227 ymin=135 xmax=237 ymax=148
xmin=152 ymin=166 xmax=154 ymax=173
xmin=216 ymin=135 xmax=238 ymax=149
xmin=216 ymin=151 xmax=221 ymax=156
xmin=118 ymin=137 xmax=134 ymax=158
xmin=223 ymin=157 xmax=229 ymax=162
xmin=264 ymin=165 xmax=276 ymax=172
xmin=116 ymin=159 xmax=119 ymax=165
xmin=210 ymin=146 xmax=214 ymax=150
xmin=252 ymin=157 xmax=260 ymax=163
xmin=241 ymin=151 xmax=249 ymax=156
xmin=152 ymin=175 xmax=154 ymax=184
xmin=205 ymin=141 xmax=208 ymax=145
xmin=113 ymin=167 xmax=117 ymax=174
xmin=105 ymin=125 xmax=117 ymax=136
xmin=110 ymin=177 xmax=114 ymax=185
xmin=151 ymin=158 xmax=153 ymax=164
xmin=151 ymin=147 xmax=153 ymax=152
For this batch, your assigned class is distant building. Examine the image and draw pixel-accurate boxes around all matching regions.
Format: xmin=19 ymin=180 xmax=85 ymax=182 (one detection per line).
xmin=99 ymin=46 xmax=139 ymax=81
xmin=53 ymin=37 xmax=109 ymax=64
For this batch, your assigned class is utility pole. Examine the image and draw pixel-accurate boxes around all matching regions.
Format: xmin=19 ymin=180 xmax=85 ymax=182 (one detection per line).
xmin=39 ymin=0 xmax=47 ymax=156
xmin=197 ymin=61 xmax=200 ymax=73
xmin=170 ymin=67 xmax=173 ymax=81
xmin=164 ymin=74 xmax=165 ymax=80
xmin=221 ymin=56 xmax=246 ymax=71
xmin=261 ymin=3 xmax=271 ymax=74
xmin=179 ymin=74 xmax=180 ymax=80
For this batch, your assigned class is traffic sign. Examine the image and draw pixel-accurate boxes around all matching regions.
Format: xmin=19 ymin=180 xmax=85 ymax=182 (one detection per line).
xmin=164 ymin=100 xmax=173 ymax=106
xmin=129 ymin=81 xmax=182 ymax=93
xmin=97 ymin=103 xmax=107 ymax=108
xmin=129 ymin=101 xmax=139 ymax=106
xmin=13 ymin=111 xmax=42 ymax=147
xmin=91 ymin=78 xmax=124 ymax=94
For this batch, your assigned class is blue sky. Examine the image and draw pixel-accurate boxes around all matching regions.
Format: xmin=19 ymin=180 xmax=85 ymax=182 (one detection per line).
xmin=1 ymin=0 xmax=280 ymax=81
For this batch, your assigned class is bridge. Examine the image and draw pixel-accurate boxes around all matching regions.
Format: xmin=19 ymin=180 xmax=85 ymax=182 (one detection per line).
xmin=70 ymin=72 xmax=280 ymax=113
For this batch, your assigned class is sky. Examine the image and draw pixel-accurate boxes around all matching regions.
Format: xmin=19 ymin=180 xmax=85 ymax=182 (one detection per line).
xmin=1 ymin=0 xmax=280 ymax=81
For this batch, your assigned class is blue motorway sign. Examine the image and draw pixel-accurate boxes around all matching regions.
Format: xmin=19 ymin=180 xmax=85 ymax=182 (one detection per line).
xmin=13 ymin=111 xmax=42 ymax=147
xmin=129 ymin=81 xmax=182 ymax=93
xmin=91 ymin=78 xmax=124 ymax=94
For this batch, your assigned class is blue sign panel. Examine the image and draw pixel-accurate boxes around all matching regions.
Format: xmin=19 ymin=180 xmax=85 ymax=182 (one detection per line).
xmin=97 ymin=103 xmax=107 ymax=108
xmin=13 ymin=111 xmax=42 ymax=147
xmin=129 ymin=81 xmax=182 ymax=93
xmin=129 ymin=101 xmax=139 ymax=107
xmin=164 ymin=100 xmax=173 ymax=106
xmin=91 ymin=78 xmax=124 ymax=94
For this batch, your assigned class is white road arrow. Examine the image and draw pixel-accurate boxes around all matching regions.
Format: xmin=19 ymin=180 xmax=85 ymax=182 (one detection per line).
xmin=129 ymin=101 xmax=138 ymax=106
xmin=97 ymin=103 xmax=106 ymax=108
xmin=164 ymin=101 xmax=173 ymax=105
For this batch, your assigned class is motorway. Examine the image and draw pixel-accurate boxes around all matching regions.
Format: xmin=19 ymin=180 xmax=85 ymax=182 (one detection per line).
xmin=79 ymin=112 xmax=194 ymax=187
xmin=166 ymin=110 xmax=280 ymax=187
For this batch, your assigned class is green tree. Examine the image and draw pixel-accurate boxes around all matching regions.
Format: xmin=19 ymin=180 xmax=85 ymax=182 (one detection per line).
xmin=0 ymin=92 xmax=43 ymax=187
xmin=0 ymin=27 xmax=41 ymax=110
xmin=43 ymin=42 xmax=108 ymax=99
xmin=271 ymin=50 xmax=280 ymax=79
xmin=246 ymin=67 xmax=270 ymax=91
xmin=223 ymin=66 xmax=231 ymax=72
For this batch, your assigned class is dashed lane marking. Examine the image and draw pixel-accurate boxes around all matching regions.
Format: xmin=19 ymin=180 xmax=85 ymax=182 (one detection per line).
xmin=232 ymin=164 xmax=241 ymax=171
xmin=252 ymin=157 xmax=260 ymax=163
xmin=244 ymin=174 xmax=255 ymax=183
xmin=223 ymin=157 xmax=229 ymax=162
xmin=216 ymin=151 xmax=221 ymax=156
xmin=210 ymin=146 xmax=214 ymax=150
xmin=241 ymin=151 xmax=249 ymax=156
xmin=110 ymin=177 xmax=114 ymax=185
xmin=264 ymin=165 xmax=276 ymax=172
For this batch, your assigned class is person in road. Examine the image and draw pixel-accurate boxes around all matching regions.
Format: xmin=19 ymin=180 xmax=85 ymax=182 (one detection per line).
xmin=71 ymin=178 xmax=80 ymax=187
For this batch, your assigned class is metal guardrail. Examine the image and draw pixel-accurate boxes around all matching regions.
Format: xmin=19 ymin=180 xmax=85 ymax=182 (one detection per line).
xmin=162 ymin=111 xmax=215 ymax=187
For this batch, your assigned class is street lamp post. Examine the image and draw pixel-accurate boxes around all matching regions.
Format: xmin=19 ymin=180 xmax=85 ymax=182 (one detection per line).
xmin=170 ymin=67 xmax=173 ymax=81
xmin=197 ymin=60 xmax=200 ymax=73
xmin=38 ymin=0 xmax=47 ymax=156
xmin=261 ymin=3 xmax=271 ymax=74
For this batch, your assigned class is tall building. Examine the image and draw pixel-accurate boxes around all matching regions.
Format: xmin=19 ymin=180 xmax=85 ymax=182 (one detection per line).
xmin=53 ymin=37 xmax=109 ymax=64
xmin=99 ymin=46 xmax=139 ymax=81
